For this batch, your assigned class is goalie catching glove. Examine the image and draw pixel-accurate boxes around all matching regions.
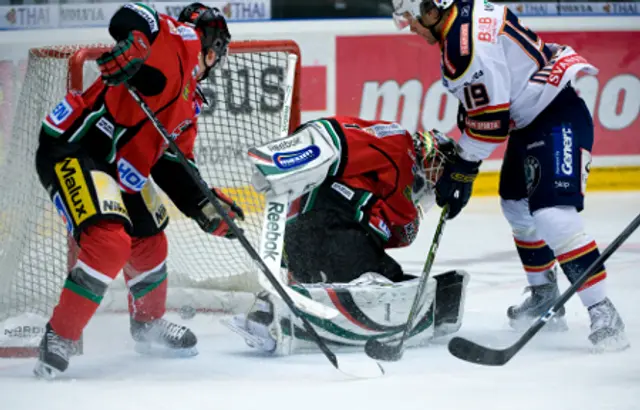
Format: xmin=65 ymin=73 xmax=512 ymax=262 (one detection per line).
xmin=97 ymin=30 xmax=151 ymax=86
xmin=194 ymin=189 xmax=244 ymax=239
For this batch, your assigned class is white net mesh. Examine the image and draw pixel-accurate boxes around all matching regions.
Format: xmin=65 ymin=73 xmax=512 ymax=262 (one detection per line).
xmin=0 ymin=42 xmax=300 ymax=339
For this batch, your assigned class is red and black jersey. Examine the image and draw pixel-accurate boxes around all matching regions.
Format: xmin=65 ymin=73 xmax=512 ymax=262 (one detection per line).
xmin=290 ymin=116 xmax=421 ymax=249
xmin=39 ymin=3 xmax=208 ymax=218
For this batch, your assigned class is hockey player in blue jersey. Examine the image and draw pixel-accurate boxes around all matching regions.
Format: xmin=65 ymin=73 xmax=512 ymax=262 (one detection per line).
xmin=392 ymin=0 xmax=628 ymax=351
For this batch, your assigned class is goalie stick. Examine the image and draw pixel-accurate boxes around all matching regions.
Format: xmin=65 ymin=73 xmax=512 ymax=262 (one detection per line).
xmin=126 ymin=84 xmax=383 ymax=379
xmin=254 ymin=53 xmax=340 ymax=322
xmin=258 ymin=191 xmax=339 ymax=320
xmin=364 ymin=205 xmax=449 ymax=362
xmin=448 ymin=212 xmax=640 ymax=366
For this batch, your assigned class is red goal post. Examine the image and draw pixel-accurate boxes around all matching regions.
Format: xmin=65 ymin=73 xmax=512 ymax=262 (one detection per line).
xmin=31 ymin=40 xmax=302 ymax=131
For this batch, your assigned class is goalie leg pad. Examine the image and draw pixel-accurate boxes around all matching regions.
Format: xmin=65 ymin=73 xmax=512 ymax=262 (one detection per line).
xmin=224 ymin=273 xmax=438 ymax=355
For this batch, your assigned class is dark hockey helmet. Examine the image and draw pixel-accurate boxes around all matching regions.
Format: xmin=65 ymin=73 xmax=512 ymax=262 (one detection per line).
xmin=412 ymin=129 xmax=457 ymax=211
xmin=179 ymin=3 xmax=231 ymax=75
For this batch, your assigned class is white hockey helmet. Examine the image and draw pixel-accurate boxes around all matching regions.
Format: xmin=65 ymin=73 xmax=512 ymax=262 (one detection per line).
xmin=392 ymin=0 xmax=456 ymax=30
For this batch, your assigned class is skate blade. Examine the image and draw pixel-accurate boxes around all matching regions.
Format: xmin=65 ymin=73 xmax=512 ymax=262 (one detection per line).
xmin=134 ymin=342 xmax=198 ymax=358
xmin=221 ymin=317 xmax=277 ymax=353
xmin=590 ymin=333 xmax=630 ymax=353
xmin=33 ymin=361 xmax=62 ymax=380
xmin=510 ymin=316 xmax=568 ymax=333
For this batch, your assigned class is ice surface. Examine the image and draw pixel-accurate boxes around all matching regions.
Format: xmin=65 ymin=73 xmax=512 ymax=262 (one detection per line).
xmin=1 ymin=192 xmax=638 ymax=410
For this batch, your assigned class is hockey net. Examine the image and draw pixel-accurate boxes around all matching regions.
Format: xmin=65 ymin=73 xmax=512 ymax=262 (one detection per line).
xmin=0 ymin=40 xmax=301 ymax=356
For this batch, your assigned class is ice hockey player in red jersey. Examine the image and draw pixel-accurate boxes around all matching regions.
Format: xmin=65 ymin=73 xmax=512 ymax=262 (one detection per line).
xmin=225 ymin=117 xmax=469 ymax=354
xmin=393 ymin=0 xmax=628 ymax=351
xmin=33 ymin=3 xmax=243 ymax=378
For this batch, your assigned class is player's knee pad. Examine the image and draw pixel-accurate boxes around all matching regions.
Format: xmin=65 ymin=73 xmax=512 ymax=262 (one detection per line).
xmin=532 ymin=206 xmax=588 ymax=254
xmin=124 ymin=232 xmax=169 ymax=300
xmin=124 ymin=235 xmax=169 ymax=321
xmin=127 ymin=232 xmax=168 ymax=274
xmin=224 ymin=273 xmax=441 ymax=355
xmin=500 ymin=198 xmax=536 ymax=236
xmin=47 ymin=155 xmax=132 ymax=240
xmin=73 ymin=221 xmax=131 ymax=296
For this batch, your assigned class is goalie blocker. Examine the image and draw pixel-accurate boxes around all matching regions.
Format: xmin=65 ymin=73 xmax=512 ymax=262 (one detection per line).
xmin=225 ymin=116 xmax=469 ymax=354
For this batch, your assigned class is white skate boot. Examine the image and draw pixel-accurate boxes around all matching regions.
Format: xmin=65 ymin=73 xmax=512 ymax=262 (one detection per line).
xmin=507 ymin=268 xmax=568 ymax=332
xmin=587 ymin=298 xmax=629 ymax=352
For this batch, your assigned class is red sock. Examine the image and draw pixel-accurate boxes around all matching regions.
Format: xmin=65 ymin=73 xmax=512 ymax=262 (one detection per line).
xmin=50 ymin=221 xmax=131 ymax=340
xmin=124 ymin=232 xmax=169 ymax=322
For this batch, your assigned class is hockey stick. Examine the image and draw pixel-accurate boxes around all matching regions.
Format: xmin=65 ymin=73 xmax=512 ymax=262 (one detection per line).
xmin=364 ymin=205 xmax=449 ymax=362
xmin=126 ymin=84 xmax=383 ymax=378
xmin=448 ymin=212 xmax=640 ymax=366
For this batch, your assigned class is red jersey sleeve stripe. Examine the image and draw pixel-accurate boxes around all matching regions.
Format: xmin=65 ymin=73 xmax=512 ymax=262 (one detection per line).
xmin=467 ymin=129 xmax=508 ymax=143
xmin=468 ymin=103 xmax=510 ymax=116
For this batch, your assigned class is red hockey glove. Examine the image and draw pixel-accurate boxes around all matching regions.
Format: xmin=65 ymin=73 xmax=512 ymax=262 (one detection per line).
xmin=194 ymin=189 xmax=245 ymax=239
xmin=97 ymin=31 xmax=151 ymax=86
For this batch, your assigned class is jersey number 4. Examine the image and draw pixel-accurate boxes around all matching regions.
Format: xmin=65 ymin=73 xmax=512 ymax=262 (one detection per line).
xmin=463 ymin=83 xmax=490 ymax=110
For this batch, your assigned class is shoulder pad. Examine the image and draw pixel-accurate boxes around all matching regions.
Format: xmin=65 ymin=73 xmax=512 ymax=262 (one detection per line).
xmin=442 ymin=4 xmax=474 ymax=80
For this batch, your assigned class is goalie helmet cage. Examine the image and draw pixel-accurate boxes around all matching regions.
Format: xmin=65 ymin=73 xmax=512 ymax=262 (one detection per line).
xmin=0 ymin=40 xmax=302 ymax=357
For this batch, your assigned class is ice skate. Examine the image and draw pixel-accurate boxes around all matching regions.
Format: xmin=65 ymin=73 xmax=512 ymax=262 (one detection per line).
xmin=33 ymin=323 xmax=75 ymax=380
xmin=507 ymin=269 xmax=568 ymax=332
xmin=222 ymin=292 xmax=278 ymax=353
xmin=130 ymin=317 xmax=198 ymax=357
xmin=588 ymin=298 xmax=629 ymax=352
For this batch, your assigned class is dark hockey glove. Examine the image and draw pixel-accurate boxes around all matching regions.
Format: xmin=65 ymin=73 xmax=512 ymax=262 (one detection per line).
xmin=194 ymin=189 xmax=245 ymax=239
xmin=435 ymin=153 xmax=481 ymax=220
xmin=97 ymin=31 xmax=151 ymax=86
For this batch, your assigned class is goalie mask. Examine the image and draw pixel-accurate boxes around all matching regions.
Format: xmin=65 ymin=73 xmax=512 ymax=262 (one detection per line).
xmin=412 ymin=129 xmax=457 ymax=212
xmin=392 ymin=0 xmax=455 ymax=40
xmin=179 ymin=3 xmax=231 ymax=80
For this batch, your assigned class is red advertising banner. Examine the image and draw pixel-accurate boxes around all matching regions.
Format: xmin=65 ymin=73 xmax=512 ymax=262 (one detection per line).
xmin=336 ymin=32 xmax=639 ymax=159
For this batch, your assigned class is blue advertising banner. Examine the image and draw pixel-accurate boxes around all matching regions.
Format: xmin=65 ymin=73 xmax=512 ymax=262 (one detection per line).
xmin=504 ymin=2 xmax=639 ymax=17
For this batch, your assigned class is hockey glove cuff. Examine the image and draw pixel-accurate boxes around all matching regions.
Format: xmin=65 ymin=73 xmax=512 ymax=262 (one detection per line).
xmin=194 ymin=189 xmax=245 ymax=239
xmin=435 ymin=154 xmax=481 ymax=220
xmin=98 ymin=30 xmax=151 ymax=86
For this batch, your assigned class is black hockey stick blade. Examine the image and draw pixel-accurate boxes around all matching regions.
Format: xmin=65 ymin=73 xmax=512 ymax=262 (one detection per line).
xmin=365 ymin=338 xmax=405 ymax=362
xmin=448 ymin=336 xmax=515 ymax=366
xmin=126 ymin=84 xmax=384 ymax=378
xmin=448 ymin=212 xmax=640 ymax=366
xmin=364 ymin=206 xmax=449 ymax=362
